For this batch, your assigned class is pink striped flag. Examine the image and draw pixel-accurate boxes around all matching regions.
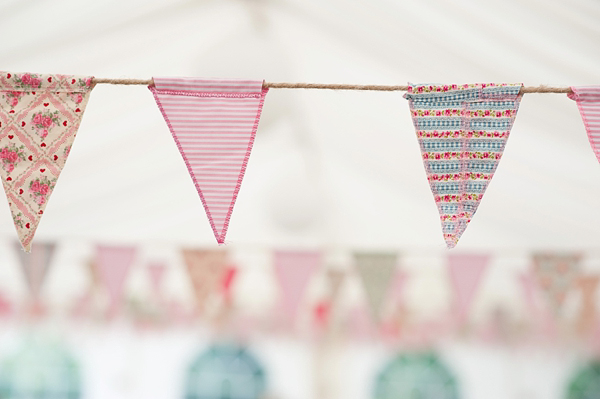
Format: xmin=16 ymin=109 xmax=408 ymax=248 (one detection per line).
xmin=273 ymin=251 xmax=320 ymax=327
xmin=149 ymin=78 xmax=268 ymax=244
xmin=448 ymin=254 xmax=489 ymax=324
xmin=96 ymin=246 xmax=136 ymax=316
xmin=569 ymin=86 xmax=600 ymax=163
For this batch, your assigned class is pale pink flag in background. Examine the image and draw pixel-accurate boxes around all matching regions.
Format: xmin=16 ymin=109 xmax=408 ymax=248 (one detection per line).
xmin=14 ymin=241 xmax=54 ymax=304
xmin=273 ymin=251 xmax=320 ymax=327
xmin=149 ymin=78 xmax=268 ymax=244
xmin=95 ymin=246 xmax=136 ymax=316
xmin=448 ymin=254 xmax=489 ymax=324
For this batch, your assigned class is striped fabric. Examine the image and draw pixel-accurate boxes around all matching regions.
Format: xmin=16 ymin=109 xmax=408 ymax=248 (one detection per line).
xmin=150 ymin=78 xmax=268 ymax=244
xmin=404 ymin=83 xmax=522 ymax=248
xmin=568 ymin=86 xmax=600 ymax=164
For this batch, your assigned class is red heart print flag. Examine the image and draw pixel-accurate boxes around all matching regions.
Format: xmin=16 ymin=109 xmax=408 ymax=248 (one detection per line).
xmin=0 ymin=72 xmax=94 ymax=251
xmin=149 ymin=78 xmax=268 ymax=244
xmin=568 ymin=86 xmax=600 ymax=164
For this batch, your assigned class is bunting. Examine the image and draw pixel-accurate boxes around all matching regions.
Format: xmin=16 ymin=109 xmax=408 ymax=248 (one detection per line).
xmin=532 ymin=253 xmax=580 ymax=315
xmin=404 ymin=83 xmax=522 ymax=248
xmin=447 ymin=254 xmax=489 ymax=324
xmin=149 ymin=78 xmax=268 ymax=244
xmin=95 ymin=246 xmax=136 ymax=316
xmin=354 ymin=253 xmax=397 ymax=322
xmin=576 ymin=276 xmax=599 ymax=333
xmin=14 ymin=241 xmax=55 ymax=303
xmin=182 ymin=249 xmax=228 ymax=313
xmin=273 ymin=251 xmax=320 ymax=326
xmin=568 ymin=86 xmax=600 ymax=164
xmin=0 ymin=72 xmax=94 ymax=251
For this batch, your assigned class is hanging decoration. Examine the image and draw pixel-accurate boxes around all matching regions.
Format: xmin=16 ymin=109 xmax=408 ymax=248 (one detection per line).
xmin=354 ymin=252 xmax=397 ymax=323
xmin=532 ymin=253 xmax=581 ymax=315
xmin=404 ymin=83 xmax=522 ymax=248
xmin=273 ymin=250 xmax=320 ymax=327
xmin=576 ymin=275 xmax=599 ymax=334
xmin=149 ymin=78 xmax=268 ymax=244
xmin=14 ymin=241 xmax=55 ymax=310
xmin=568 ymin=86 xmax=600 ymax=164
xmin=182 ymin=249 xmax=228 ymax=314
xmin=447 ymin=254 xmax=489 ymax=325
xmin=0 ymin=72 xmax=94 ymax=251
xmin=95 ymin=245 xmax=137 ymax=316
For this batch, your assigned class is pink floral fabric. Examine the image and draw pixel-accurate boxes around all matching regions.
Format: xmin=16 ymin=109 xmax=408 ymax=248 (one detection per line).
xmin=0 ymin=72 xmax=94 ymax=251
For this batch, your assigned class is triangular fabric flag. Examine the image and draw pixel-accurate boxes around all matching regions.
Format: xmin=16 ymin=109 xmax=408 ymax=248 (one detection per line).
xmin=447 ymin=254 xmax=489 ymax=324
xmin=14 ymin=241 xmax=55 ymax=302
xmin=326 ymin=269 xmax=345 ymax=303
xmin=149 ymin=78 xmax=268 ymax=244
xmin=404 ymin=83 xmax=522 ymax=248
xmin=0 ymin=72 xmax=94 ymax=251
xmin=354 ymin=252 xmax=397 ymax=322
xmin=95 ymin=246 xmax=136 ymax=315
xmin=518 ymin=272 xmax=540 ymax=318
xmin=568 ymin=86 xmax=600 ymax=163
xmin=577 ymin=275 xmax=599 ymax=333
xmin=182 ymin=249 xmax=228 ymax=312
xmin=273 ymin=251 xmax=320 ymax=326
xmin=532 ymin=253 xmax=580 ymax=315
xmin=147 ymin=262 xmax=167 ymax=298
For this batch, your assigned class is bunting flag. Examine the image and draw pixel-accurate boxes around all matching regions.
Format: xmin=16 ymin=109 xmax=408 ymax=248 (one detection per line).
xmin=447 ymin=254 xmax=489 ymax=324
xmin=404 ymin=83 xmax=522 ymax=248
xmin=354 ymin=253 xmax=397 ymax=322
xmin=182 ymin=249 xmax=228 ymax=313
xmin=568 ymin=86 xmax=600 ymax=163
xmin=14 ymin=241 xmax=55 ymax=303
xmin=532 ymin=253 xmax=580 ymax=315
xmin=273 ymin=251 xmax=320 ymax=326
xmin=577 ymin=276 xmax=599 ymax=333
xmin=147 ymin=262 xmax=167 ymax=298
xmin=149 ymin=78 xmax=268 ymax=244
xmin=95 ymin=246 xmax=136 ymax=315
xmin=0 ymin=72 xmax=94 ymax=251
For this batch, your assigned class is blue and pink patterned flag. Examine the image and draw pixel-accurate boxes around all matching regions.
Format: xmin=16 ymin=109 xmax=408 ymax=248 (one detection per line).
xmin=404 ymin=83 xmax=522 ymax=248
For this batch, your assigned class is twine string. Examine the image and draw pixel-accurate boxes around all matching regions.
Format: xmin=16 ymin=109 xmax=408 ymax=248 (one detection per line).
xmin=92 ymin=78 xmax=572 ymax=94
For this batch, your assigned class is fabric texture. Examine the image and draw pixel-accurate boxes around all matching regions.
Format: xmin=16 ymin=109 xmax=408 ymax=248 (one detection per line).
xmin=447 ymin=254 xmax=489 ymax=324
xmin=0 ymin=72 xmax=94 ymax=251
xmin=404 ymin=83 xmax=522 ymax=248
xmin=532 ymin=253 xmax=580 ymax=315
xmin=149 ymin=78 xmax=268 ymax=244
xmin=354 ymin=252 xmax=397 ymax=322
xmin=182 ymin=249 xmax=228 ymax=313
xmin=14 ymin=241 xmax=55 ymax=302
xmin=568 ymin=86 xmax=600 ymax=164
xmin=273 ymin=251 xmax=320 ymax=327
xmin=95 ymin=246 xmax=137 ymax=316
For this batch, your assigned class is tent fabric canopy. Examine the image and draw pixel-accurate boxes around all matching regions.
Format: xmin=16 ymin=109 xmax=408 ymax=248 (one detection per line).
xmin=0 ymin=0 xmax=599 ymax=250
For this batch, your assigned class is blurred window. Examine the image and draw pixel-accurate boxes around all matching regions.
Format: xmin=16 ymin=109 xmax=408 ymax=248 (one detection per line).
xmin=185 ymin=345 xmax=265 ymax=399
xmin=0 ymin=341 xmax=81 ymax=399
xmin=374 ymin=353 xmax=459 ymax=399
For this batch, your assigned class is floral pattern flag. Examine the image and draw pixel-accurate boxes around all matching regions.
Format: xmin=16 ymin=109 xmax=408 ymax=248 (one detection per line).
xmin=404 ymin=83 xmax=522 ymax=248
xmin=0 ymin=72 xmax=94 ymax=251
